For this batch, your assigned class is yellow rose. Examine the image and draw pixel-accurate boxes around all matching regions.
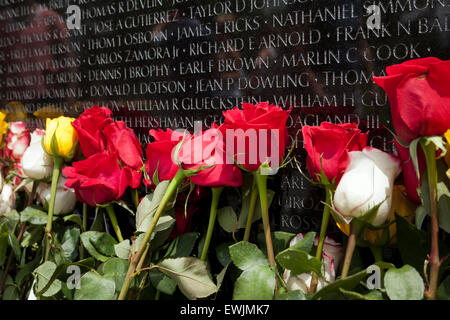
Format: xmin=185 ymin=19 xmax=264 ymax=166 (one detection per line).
xmin=0 ymin=111 xmax=8 ymax=145
xmin=337 ymin=185 xmax=416 ymax=246
xmin=43 ymin=116 xmax=78 ymax=159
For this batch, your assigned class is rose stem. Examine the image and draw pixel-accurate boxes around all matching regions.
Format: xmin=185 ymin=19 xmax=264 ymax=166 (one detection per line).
xmin=310 ymin=184 xmax=332 ymax=293
xmin=106 ymin=204 xmax=124 ymax=242
xmin=118 ymin=169 xmax=184 ymax=300
xmin=132 ymin=188 xmax=139 ymax=208
xmin=421 ymin=140 xmax=440 ymax=300
xmin=340 ymin=222 xmax=358 ymax=279
xmin=44 ymin=156 xmax=63 ymax=262
xmin=0 ymin=182 xmax=37 ymax=297
xmin=80 ymin=203 xmax=88 ymax=259
xmin=254 ymin=171 xmax=275 ymax=267
xmin=370 ymin=245 xmax=384 ymax=262
xmin=243 ymin=181 xmax=258 ymax=242
xmin=201 ymin=187 xmax=223 ymax=261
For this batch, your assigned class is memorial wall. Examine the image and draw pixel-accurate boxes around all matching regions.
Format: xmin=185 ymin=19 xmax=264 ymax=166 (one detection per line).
xmin=0 ymin=0 xmax=449 ymax=236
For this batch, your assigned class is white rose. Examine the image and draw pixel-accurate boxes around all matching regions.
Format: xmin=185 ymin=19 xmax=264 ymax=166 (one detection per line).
xmin=0 ymin=183 xmax=16 ymax=216
xmin=37 ymin=174 xmax=77 ymax=215
xmin=283 ymin=234 xmax=343 ymax=294
xmin=334 ymin=147 xmax=401 ymax=227
xmin=21 ymin=129 xmax=53 ymax=180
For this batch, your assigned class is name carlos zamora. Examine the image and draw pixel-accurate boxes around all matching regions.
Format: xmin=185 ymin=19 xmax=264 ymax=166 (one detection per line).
xmin=179 ymin=304 xmax=270 ymax=317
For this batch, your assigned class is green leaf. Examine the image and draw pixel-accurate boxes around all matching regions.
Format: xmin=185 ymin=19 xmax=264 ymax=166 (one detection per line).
xmin=289 ymin=232 xmax=316 ymax=254
xmin=229 ymin=241 xmax=276 ymax=300
xmin=0 ymin=223 xmax=9 ymax=266
xmin=114 ymin=240 xmax=131 ymax=260
xmin=275 ymin=290 xmax=306 ymax=300
xmin=164 ymin=232 xmax=199 ymax=259
xmin=415 ymin=206 xmax=427 ymax=230
xmin=437 ymin=275 xmax=450 ymax=300
xmin=229 ymin=241 xmax=268 ymax=270
xmin=384 ymin=265 xmax=424 ymax=300
xmin=74 ymin=271 xmax=115 ymax=300
xmin=34 ymin=261 xmax=62 ymax=297
xmin=21 ymin=226 xmax=44 ymax=248
xmin=409 ymin=138 xmax=422 ymax=182
xmin=311 ymin=269 xmax=367 ymax=300
xmin=63 ymin=214 xmax=82 ymax=227
xmin=276 ymin=249 xmax=322 ymax=277
xmin=61 ymin=227 xmax=80 ymax=262
xmin=395 ymin=214 xmax=428 ymax=277
xmin=2 ymin=286 xmax=20 ymax=300
xmin=158 ymin=257 xmax=218 ymax=300
xmin=16 ymin=255 xmax=40 ymax=287
xmin=216 ymin=265 xmax=228 ymax=291
xmin=339 ymin=288 xmax=384 ymax=300
xmin=8 ymin=233 xmax=21 ymax=261
xmin=258 ymin=231 xmax=296 ymax=257
xmin=3 ymin=210 xmax=20 ymax=231
xmin=114 ymin=200 xmax=135 ymax=216
xmin=20 ymin=205 xmax=57 ymax=225
xmin=90 ymin=207 xmax=104 ymax=232
xmin=216 ymin=242 xmax=232 ymax=267
xmin=217 ymin=206 xmax=238 ymax=233
xmin=103 ymin=258 xmax=130 ymax=291
xmin=136 ymin=180 xmax=175 ymax=232
xmin=233 ymin=265 xmax=276 ymax=300
xmin=437 ymin=159 xmax=450 ymax=233
xmin=148 ymin=269 xmax=177 ymax=295
xmin=80 ymin=231 xmax=117 ymax=262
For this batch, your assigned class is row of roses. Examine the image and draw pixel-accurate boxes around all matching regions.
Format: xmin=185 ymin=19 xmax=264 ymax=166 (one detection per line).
xmin=0 ymin=57 xmax=448 ymax=300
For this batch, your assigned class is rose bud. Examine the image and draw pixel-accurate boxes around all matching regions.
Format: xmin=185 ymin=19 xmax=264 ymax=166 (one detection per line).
xmin=43 ymin=116 xmax=78 ymax=160
xmin=21 ymin=129 xmax=54 ymax=180
xmin=283 ymin=234 xmax=343 ymax=294
xmin=177 ymin=126 xmax=243 ymax=187
xmin=373 ymin=57 xmax=450 ymax=143
xmin=220 ymin=102 xmax=291 ymax=172
xmin=103 ymin=121 xmax=143 ymax=188
xmin=0 ymin=183 xmax=16 ymax=216
xmin=334 ymin=147 xmax=401 ymax=227
xmin=72 ymin=106 xmax=113 ymax=157
xmin=37 ymin=173 xmax=77 ymax=215
xmin=63 ymin=151 xmax=131 ymax=206
xmin=5 ymin=121 xmax=31 ymax=162
xmin=302 ymin=122 xmax=367 ymax=184
xmin=145 ymin=128 xmax=188 ymax=187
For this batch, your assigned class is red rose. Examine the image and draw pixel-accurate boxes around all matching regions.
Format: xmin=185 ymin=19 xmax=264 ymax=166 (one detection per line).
xmin=178 ymin=127 xmax=243 ymax=187
xmin=145 ymin=129 xmax=186 ymax=186
xmin=63 ymin=152 xmax=131 ymax=206
xmin=72 ymin=106 xmax=113 ymax=157
xmin=373 ymin=57 xmax=450 ymax=142
xmin=103 ymin=121 xmax=143 ymax=188
xmin=5 ymin=122 xmax=30 ymax=162
xmin=220 ymin=102 xmax=292 ymax=172
xmin=394 ymin=141 xmax=425 ymax=204
xmin=170 ymin=187 xmax=208 ymax=239
xmin=302 ymin=122 xmax=368 ymax=184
